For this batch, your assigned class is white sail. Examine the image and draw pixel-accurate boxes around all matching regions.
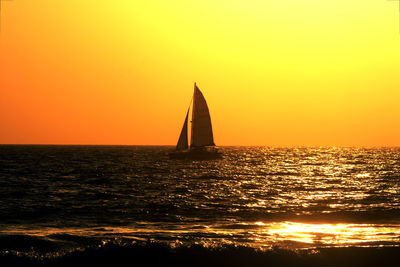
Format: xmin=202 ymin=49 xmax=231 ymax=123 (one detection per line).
xmin=190 ymin=83 xmax=215 ymax=147
xmin=176 ymin=109 xmax=189 ymax=150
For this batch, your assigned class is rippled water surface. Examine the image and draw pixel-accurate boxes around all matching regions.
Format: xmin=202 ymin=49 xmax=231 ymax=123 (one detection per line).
xmin=0 ymin=145 xmax=399 ymax=253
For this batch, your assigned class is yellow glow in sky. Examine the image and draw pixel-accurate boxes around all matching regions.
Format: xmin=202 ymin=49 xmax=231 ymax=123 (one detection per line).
xmin=0 ymin=0 xmax=399 ymax=146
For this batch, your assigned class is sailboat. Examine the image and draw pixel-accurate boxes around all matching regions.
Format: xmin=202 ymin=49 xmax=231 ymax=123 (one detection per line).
xmin=169 ymin=83 xmax=222 ymax=160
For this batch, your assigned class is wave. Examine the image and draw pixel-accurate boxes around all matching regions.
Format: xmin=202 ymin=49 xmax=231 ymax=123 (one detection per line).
xmin=1 ymin=239 xmax=400 ymax=267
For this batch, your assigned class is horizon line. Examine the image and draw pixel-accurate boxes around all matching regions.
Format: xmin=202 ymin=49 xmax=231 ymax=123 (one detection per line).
xmin=0 ymin=143 xmax=399 ymax=148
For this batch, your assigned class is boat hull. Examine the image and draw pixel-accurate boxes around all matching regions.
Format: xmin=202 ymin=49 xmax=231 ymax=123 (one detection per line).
xmin=169 ymin=147 xmax=222 ymax=160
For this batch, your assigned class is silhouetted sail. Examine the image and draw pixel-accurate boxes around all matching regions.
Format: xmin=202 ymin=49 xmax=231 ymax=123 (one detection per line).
xmin=176 ymin=109 xmax=189 ymax=150
xmin=191 ymin=83 xmax=215 ymax=147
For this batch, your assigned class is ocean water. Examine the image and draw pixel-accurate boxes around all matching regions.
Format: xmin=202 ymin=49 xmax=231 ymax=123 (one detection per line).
xmin=0 ymin=145 xmax=400 ymax=261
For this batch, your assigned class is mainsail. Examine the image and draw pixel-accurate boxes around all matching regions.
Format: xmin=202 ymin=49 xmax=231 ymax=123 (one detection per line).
xmin=190 ymin=83 xmax=215 ymax=147
xmin=176 ymin=109 xmax=189 ymax=150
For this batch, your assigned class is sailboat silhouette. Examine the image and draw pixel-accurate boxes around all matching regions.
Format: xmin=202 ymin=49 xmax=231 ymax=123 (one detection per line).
xmin=169 ymin=83 xmax=222 ymax=160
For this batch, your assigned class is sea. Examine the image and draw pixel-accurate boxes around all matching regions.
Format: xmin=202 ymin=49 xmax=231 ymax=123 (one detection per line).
xmin=0 ymin=145 xmax=399 ymax=265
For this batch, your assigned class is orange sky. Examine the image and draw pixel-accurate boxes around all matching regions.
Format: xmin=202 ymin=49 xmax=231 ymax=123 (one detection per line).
xmin=0 ymin=0 xmax=399 ymax=146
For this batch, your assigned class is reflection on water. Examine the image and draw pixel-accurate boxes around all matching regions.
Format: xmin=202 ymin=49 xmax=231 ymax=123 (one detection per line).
xmin=204 ymin=221 xmax=400 ymax=249
xmin=267 ymin=222 xmax=400 ymax=248
xmin=2 ymin=221 xmax=400 ymax=250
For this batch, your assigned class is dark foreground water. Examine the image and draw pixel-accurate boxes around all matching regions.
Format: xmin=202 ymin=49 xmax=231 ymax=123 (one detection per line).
xmin=0 ymin=145 xmax=399 ymax=265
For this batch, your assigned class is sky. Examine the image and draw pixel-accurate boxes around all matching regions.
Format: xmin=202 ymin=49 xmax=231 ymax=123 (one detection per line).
xmin=0 ymin=0 xmax=399 ymax=146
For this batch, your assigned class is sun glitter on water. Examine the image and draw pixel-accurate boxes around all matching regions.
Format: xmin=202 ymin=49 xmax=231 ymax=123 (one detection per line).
xmin=265 ymin=222 xmax=400 ymax=247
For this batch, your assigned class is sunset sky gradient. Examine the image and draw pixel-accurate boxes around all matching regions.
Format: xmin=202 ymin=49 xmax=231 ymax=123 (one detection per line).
xmin=0 ymin=0 xmax=399 ymax=146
